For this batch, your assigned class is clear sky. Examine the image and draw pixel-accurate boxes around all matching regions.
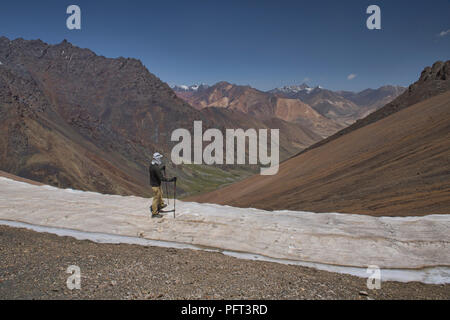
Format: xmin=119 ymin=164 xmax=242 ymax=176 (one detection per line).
xmin=0 ymin=0 xmax=449 ymax=91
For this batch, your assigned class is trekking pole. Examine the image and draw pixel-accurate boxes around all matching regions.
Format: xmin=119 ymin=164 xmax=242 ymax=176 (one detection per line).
xmin=163 ymin=168 xmax=170 ymax=206
xmin=164 ymin=181 xmax=170 ymax=206
xmin=173 ymin=180 xmax=176 ymax=219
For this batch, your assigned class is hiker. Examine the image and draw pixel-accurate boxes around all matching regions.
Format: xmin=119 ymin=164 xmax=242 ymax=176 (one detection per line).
xmin=149 ymin=152 xmax=176 ymax=218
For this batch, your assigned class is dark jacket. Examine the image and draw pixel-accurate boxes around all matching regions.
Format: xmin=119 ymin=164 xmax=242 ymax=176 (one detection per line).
xmin=149 ymin=163 xmax=173 ymax=187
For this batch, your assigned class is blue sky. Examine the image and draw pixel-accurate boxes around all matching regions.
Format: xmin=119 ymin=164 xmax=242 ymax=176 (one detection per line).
xmin=0 ymin=0 xmax=449 ymax=91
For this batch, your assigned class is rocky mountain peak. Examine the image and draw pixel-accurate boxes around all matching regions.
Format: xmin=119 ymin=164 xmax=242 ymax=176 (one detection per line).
xmin=419 ymin=60 xmax=449 ymax=82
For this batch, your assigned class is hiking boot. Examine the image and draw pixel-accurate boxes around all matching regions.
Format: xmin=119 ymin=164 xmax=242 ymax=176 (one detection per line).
xmin=151 ymin=213 xmax=163 ymax=218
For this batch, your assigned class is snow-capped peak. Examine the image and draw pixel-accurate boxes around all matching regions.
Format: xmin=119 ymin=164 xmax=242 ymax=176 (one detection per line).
xmin=172 ymin=83 xmax=209 ymax=92
xmin=271 ymin=83 xmax=323 ymax=94
xmin=178 ymin=85 xmax=189 ymax=90
xmin=279 ymin=84 xmax=308 ymax=93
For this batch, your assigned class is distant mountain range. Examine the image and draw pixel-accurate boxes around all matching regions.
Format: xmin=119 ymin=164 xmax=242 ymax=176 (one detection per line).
xmin=173 ymin=82 xmax=406 ymax=129
xmin=174 ymin=81 xmax=342 ymax=138
xmin=189 ymin=60 xmax=450 ymax=216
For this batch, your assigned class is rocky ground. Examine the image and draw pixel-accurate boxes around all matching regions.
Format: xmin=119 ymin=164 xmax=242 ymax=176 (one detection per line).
xmin=0 ymin=225 xmax=448 ymax=300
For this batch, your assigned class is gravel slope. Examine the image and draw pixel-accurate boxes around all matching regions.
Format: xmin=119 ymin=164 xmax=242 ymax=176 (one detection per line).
xmin=0 ymin=225 xmax=448 ymax=300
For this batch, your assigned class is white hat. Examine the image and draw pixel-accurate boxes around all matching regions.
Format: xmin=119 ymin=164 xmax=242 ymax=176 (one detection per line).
xmin=153 ymin=152 xmax=163 ymax=159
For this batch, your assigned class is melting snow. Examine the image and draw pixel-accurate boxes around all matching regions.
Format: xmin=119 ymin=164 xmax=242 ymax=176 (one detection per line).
xmin=0 ymin=176 xmax=449 ymax=284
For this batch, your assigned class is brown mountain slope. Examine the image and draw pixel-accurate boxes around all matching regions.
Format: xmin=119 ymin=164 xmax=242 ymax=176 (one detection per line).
xmin=176 ymin=81 xmax=342 ymax=138
xmin=0 ymin=65 xmax=156 ymax=196
xmin=0 ymin=170 xmax=43 ymax=186
xmin=0 ymin=37 xmax=214 ymax=196
xmin=0 ymin=37 xmax=320 ymax=197
xmin=188 ymin=89 xmax=450 ymax=217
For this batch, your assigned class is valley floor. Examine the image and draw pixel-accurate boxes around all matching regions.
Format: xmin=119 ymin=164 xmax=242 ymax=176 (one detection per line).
xmin=0 ymin=225 xmax=448 ymax=300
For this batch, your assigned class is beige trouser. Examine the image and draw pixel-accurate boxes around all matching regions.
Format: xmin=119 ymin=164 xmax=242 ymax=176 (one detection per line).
xmin=151 ymin=186 xmax=165 ymax=214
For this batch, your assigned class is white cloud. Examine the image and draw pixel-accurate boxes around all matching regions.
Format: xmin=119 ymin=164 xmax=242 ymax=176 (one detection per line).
xmin=347 ymin=74 xmax=357 ymax=80
xmin=438 ymin=29 xmax=450 ymax=37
